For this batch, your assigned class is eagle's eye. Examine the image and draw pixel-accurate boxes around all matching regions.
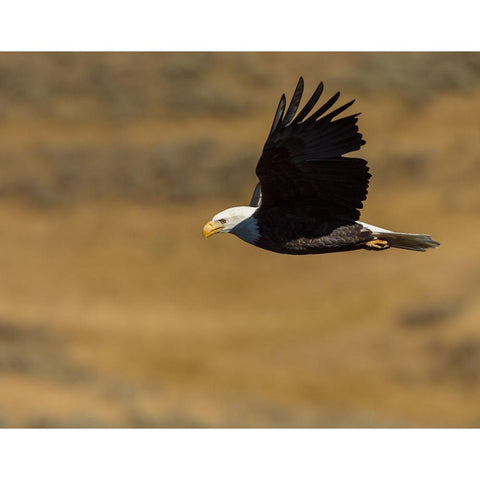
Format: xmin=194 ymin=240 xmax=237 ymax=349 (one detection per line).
xmin=219 ymin=218 xmax=226 ymax=224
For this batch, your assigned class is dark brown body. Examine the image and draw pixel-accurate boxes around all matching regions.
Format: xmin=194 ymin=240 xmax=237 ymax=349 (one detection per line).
xmin=253 ymin=207 xmax=373 ymax=255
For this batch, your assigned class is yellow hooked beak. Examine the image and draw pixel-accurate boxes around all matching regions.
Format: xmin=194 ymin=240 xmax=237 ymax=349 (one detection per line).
xmin=203 ymin=220 xmax=224 ymax=238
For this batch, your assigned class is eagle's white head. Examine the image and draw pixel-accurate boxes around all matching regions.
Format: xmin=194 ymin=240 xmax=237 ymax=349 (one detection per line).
xmin=203 ymin=206 xmax=259 ymax=244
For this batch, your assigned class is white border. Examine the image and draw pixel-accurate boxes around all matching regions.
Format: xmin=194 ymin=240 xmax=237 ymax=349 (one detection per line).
xmin=1 ymin=0 xmax=478 ymax=51
xmin=1 ymin=429 xmax=479 ymax=479
xmin=0 ymin=3 xmax=478 ymax=479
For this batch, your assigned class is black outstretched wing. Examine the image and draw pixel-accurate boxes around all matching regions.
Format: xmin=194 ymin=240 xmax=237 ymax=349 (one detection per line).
xmin=255 ymin=77 xmax=370 ymax=221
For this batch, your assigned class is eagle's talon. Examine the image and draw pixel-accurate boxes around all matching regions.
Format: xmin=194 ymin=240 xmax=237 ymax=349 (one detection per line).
xmin=364 ymin=239 xmax=390 ymax=250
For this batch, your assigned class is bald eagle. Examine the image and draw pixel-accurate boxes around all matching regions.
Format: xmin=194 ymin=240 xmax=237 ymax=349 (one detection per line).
xmin=203 ymin=78 xmax=440 ymax=254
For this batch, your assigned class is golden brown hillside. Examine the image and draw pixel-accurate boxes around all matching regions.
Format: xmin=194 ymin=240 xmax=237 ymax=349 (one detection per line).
xmin=0 ymin=52 xmax=479 ymax=427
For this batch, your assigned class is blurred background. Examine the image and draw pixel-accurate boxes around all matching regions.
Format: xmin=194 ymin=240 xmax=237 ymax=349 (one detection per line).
xmin=0 ymin=52 xmax=479 ymax=427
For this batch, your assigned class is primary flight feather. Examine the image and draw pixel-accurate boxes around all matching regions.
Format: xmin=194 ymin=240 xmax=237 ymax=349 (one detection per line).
xmin=203 ymin=77 xmax=440 ymax=254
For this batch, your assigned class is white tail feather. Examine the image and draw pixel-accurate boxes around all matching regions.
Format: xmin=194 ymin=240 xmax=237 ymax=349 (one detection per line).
xmin=358 ymin=222 xmax=440 ymax=252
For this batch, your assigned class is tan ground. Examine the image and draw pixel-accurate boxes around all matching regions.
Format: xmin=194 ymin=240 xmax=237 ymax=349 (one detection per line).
xmin=0 ymin=52 xmax=478 ymax=427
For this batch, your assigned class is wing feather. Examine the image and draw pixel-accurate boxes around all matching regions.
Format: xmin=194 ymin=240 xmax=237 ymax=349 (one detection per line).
xmin=317 ymin=99 xmax=356 ymax=123
xmin=255 ymin=79 xmax=369 ymax=221
xmin=267 ymin=94 xmax=286 ymax=141
xmin=293 ymin=81 xmax=324 ymax=124
xmin=282 ymin=77 xmax=304 ymax=126
xmin=249 ymin=182 xmax=262 ymax=207
xmin=305 ymin=92 xmax=340 ymax=123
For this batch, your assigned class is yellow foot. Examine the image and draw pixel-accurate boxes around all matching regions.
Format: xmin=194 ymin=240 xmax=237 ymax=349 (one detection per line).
xmin=364 ymin=239 xmax=390 ymax=250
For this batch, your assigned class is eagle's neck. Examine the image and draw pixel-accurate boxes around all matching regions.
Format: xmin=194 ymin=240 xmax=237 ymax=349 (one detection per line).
xmin=230 ymin=209 xmax=260 ymax=245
